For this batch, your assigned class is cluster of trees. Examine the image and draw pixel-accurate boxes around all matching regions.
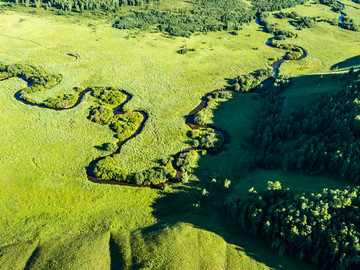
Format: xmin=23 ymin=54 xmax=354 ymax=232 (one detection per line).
xmin=175 ymin=150 xmax=200 ymax=180
xmin=275 ymin=11 xmax=316 ymax=29
xmin=269 ymin=40 xmax=304 ymax=60
xmin=340 ymin=16 xmax=359 ymax=32
xmin=93 ymin=149 xmax=201 ymax=185
xmin=188 ymin=127 xmax=224 ymax=152
xmin=88 ymin=105 xmax=114 ymax=124
xmin=274 ymin=11 xmax=299 ymax=19
xmin=255 ymin=69 xmax=360 ymax=182
xmin=111 ymin=111 xmax=144 ymax=141
xmin=112 ymin=2 xmax=254 ymax=37
xmin=87 ymin=87 xmax=145 ymax=148
xmin=322 ymin=17 xmax=340 ymax=26
xmin=226 ymin=181 xmax=360 ymax=269
xmin=43 ymin=86 xmax=84 ymax=109
xmin=290 ymin=16 xmax=316 ymax=28
xmin=257 ymin=13 xmax=296 ymax=39
xmin=43 ymin=93 xmax=78 ymax=109
xmin=93 ymin=155 xmax=177 ymax=185
xmin=131 ymin=161 xmax=176 ymax=185
xmin=93 ymin=156 xmax=130 ymax=182
xmin=88 ymin=109 xmax=143 ymax=143
xmin=90 ymin=86 xmax=126 ymax=106
xmin=228 ymin=68 xmax=274 ymax=92
xmin=0 ymin=63 xmax=62 ymax=104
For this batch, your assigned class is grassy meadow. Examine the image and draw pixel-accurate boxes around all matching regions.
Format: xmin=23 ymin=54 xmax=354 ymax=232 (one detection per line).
xmin=0 ymin=0 xmax=359 ymax=269
xmin=263 ymin=0 xmax=360 ymax=75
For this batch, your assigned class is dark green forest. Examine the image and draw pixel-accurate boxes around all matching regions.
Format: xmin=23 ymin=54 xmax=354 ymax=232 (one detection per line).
xmin=227 ymin=181 xmax=360 ymax=269
xmin=222 ymin=70 xmax=360 ymax=269
xmin=254 ymin=70 xmax=360 ymax=182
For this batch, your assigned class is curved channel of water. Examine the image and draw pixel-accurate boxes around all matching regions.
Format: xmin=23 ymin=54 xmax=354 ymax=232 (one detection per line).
xmin=1 ymin=18 xmax=308 ymax=188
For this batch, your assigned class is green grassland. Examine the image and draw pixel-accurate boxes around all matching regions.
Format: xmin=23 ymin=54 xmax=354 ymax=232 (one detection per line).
xmin=0 ymin=0 xmax=360 ymax=269
xmin=0 ymin=10 xmax=278 ymax=174
xmin=195 ymin=73 xmax=355 ymax=195
xmin=263 ymin=0 xmax=360 ymax=75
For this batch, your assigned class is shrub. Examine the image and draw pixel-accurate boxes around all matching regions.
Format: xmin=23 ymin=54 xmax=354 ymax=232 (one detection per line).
xmin=88 ymin=105 xmax=113 ymax=125
xmin=111 ymin=111 xmax=144 ymax=141
xmin=189 ymin=128 xmax=224 ymax=152
xmin=90 ymin=86 xmax=126 ymax=106
xmin=44 ymin=93 xmax=78 ymax=109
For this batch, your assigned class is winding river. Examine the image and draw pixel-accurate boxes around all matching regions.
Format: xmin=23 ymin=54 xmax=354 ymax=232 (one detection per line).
xmin=1 ymin=18 xmax=308 ymax=188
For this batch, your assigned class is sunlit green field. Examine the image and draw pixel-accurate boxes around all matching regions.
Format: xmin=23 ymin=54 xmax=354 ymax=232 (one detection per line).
xmin=0 ymin=0 xmax=360 ymax=268
xmin=264 ymin=0 xmax=360 ymax=75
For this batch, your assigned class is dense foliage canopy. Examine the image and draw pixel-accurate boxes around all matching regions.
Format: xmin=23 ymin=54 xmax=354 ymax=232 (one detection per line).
xmin=255 ymin=70 xmax=360 ymax=182
xmin=227 ymin=181 xmax=360 ymax=269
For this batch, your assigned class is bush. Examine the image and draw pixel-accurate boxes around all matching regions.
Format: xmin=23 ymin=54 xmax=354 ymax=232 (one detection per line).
xmin=90 ymin=86 xmax=126 ymax=106
xmin=177 ymin=48 xmax=196 ymax=54
xmin=88 ymin=105 xmax=113 ymax=125
xmin=103 ymin=142 xmax=118 ymax=153
xmin=176 ymin=150 xmax=200 ymax=174
xmin=44 ymin=93 xmax=78 ymax=109
xmin=189 ymin=128 xmax=224 ymax=152
xmin=111 ymin=111 xmax=144 ymax=141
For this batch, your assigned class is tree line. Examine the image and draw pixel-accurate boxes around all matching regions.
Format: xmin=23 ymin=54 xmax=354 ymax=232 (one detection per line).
xmin=2 ymin=0 xmax=315 ymax=37
xmin=5 ymin=0 xmax=159 ymax=12
xmin=251 ymin=0 xmax=309 ymax=12
xmin=111 ymin=2 xmax=254 ymax=37
xmin=254 ymin=69 xmax=360 ymax=182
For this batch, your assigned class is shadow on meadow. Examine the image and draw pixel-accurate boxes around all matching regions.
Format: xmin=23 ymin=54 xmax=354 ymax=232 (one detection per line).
xmin=138 ymin=91 xmax=316 ymax=269
xmin=139 ymin=65 xmax=360 ymax=269
xmin=331 ymin=55 xmax=360 ymax=70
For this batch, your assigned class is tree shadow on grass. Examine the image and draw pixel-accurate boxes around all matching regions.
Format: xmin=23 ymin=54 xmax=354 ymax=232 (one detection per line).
xmin=142 ymin=91 xmax=317 ymax=269
xmin=128 ymin=64 xmax=356 ymax=269
xmin=147 ymin=180 xmax=316 ymax=269
xmin=331 ymin=55 xmax=360 ymax=70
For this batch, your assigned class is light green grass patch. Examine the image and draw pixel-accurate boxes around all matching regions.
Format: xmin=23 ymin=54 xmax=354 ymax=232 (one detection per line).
xmin=0 ymin=11 xmax=276 ymax=173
